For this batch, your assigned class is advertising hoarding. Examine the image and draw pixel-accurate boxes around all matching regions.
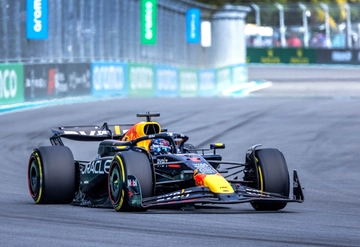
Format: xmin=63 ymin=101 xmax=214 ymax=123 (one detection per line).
xmin=26 ymin=0 xmax=48 ymax=39
xmin=141 ymin=0 xmax=157 ymax=45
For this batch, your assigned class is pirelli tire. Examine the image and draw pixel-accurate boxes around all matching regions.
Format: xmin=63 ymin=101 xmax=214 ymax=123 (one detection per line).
xmin=108 ymin=149 xmax=154 ymax=212
xmin=27 ymin=146 xmax=76 ymax=204
xmin=251 ymin=148 xmax=290 ymax=211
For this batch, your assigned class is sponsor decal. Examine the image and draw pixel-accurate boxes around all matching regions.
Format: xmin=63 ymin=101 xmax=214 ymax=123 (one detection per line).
xmin=179 ymin=69 xmax=198 ymax=97
xmin=81 ymin=159 xmax=111 ymax=174
xmin=193 ymin=163 xmax=217 ymax=174
xmin=128 ymin=64 xmax=154 ymax=96
xmin=24 ymin=64 xmax=49 ymax=100
xmin=121 ymin=125 xmax=140 ymax=141
xmin=180 ymin=72 xmax=197 ymax=91
xmin=65 ymin=63 xmax=92 ymax=95
xmin=130 ymin=67 xmax=153 ymax=90
xmin=0 ymin=64 xmax=24 ymax=104
xmin=64 ymin=130 xmax=109 ymax=136
xmin=92 ymin=64 xmax=126 ymax=92
xmin=331 ymin=51 xmax=352 ymax=62
xmin=245 ymin=188 xmax=270 ymax=197
xmin=128 ymin=179 xmax=138 ymax=186
xmin=48 ymin=68 xmax=67 ymax=95
xmin=25 ymin=70 xmax=47 ymax=90
xmin=232 ymin=65 xmax=247 ymax=85
xmin=68 ymin=70 xmax=91 ymax=90
xmin=168 ymin=164 xmax=181 ymax=168
xmin=194 ymin=173 xmax=207 ymax=186
xmin=25 ymin=63 xmax=91 ymax=99
xmin=199 ymin=71 xmax=215 ymax=91
xmin=156 ymin=158 xmax=168 ymax=164
xmin=290 ymin=49 xmax=310 ymax=64
xmin=26 ymin=0 xmax=48 ymax=39
xmin=141 ymin=0 xmax=157 ymax=44
xmin=155 ymin=66 xmax=178 ymax=97
xmin=156 ymin=190 xmax=191 ymax=202
xmin=198 ymin=69 xmax=216 ymax=96
xmin=216 ymin=67 xmax=231 ymax=92
xmin=260 ymin=49 xmax=280 ymax=63
xmin=0 ymin=69 xmax=18 ymax=99
xmin=186 ymin=8 xmax=200 ymax=43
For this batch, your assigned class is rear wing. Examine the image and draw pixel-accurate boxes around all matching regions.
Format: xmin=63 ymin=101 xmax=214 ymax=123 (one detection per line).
xmin=50 ymin=112 xmax=163 ymax=145
xmin=50 ymin=123 xmax=134 ymax=143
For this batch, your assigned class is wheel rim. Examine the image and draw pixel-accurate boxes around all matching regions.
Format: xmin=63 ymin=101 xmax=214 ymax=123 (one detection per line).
xmin=28 ymin=158 xmax=40 ymax=198
xmin=109 ymin=164 xmax=122 ymax=203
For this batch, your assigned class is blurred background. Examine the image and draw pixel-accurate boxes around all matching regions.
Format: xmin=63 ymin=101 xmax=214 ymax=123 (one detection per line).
xmin=199 ymin=0 xmax=360 ymax=49
xmin=0 ymin=0 xmax=359 ymax=107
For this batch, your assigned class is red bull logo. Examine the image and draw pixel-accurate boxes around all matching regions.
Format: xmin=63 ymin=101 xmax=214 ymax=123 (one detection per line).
xmin=122 ymin=122 xmax=141 ymax=141
xmin=122 ymin=121 xmax=161 ymax=149
xmin=193 ymin=170 xmax=234 ymax=194
xmin=194 ymin=172 xmax=207 ymax=186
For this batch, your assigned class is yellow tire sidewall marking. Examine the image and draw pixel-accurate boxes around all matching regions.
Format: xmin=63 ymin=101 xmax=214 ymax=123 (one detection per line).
xmin=258 ymin=165 xmax=264 ymax=192
xmin=34 ymin=152 xmax=43 ymax=203
xmin=114 ymin=155 xmax=126 ymax=211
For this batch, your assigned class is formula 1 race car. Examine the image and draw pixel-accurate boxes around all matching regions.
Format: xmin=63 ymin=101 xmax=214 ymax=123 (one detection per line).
xmin=27 ymin=112 xmax=304 ymax=212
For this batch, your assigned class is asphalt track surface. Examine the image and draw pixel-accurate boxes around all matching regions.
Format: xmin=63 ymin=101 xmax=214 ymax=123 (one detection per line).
xmin=1 ymin=65 xmax=360 ymax=247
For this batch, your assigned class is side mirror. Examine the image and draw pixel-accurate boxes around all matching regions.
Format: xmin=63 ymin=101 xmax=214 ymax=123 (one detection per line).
xmin=210 ymin=143 xmax=225 ymax=154
xmin=210 ymin=143 xmax=225 ymax=149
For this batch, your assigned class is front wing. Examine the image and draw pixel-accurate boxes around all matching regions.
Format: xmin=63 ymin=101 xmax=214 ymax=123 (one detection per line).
xmin=130 ymin=170 xmax=304 ymax=209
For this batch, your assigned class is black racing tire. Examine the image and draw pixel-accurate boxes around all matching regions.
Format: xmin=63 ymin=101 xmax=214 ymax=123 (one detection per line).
xmin=184 ymin=143 xmax=197 ymax=153
xmin=108 ymin=150 xmax=154 ymax=212
xmin=251 ymin=148 xmax=290 ymax=211
xmin=27 ymin=146 xmax=76 ymax=204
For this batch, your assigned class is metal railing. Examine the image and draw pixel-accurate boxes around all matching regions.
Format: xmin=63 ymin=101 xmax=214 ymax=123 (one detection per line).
xmin=0 ymin=0 xmax=249 ymax=67
xmin=244 ymin=2 xmax=360 ymax=49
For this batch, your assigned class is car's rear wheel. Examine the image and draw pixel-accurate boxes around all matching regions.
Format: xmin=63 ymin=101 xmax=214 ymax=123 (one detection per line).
xmin=108 ymin=150 xmax=154 ymax=212
xmin=28 ymin=146 xmax=76 ymax=204
xmin=251 ymin=148 xmax=290 ymax=211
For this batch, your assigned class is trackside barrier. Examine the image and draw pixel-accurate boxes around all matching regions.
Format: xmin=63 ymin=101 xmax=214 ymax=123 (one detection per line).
xmin=0 ymin=61 xmax=248 ymax=108
xmin=128 ymin=63 xmax=155 ymax=97
xmin=0 ymin=63 xmax=24 ymax=105
xmin=23 ymin=63 xmax=91 ymax=101
xmin=247 ymin=48 xmax=360 ymax=65
xmin=91 ymin=61 xmax=248 ymax=98
xmin=198 ymin=68 xmax=217 ymax=97
xmin=155 ymin=65 xmax=178 ymax=97
xmin=91 ymin=62 xmax=128 ymax=97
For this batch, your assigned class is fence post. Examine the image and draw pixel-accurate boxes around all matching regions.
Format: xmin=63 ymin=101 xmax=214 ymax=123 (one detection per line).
xmin=344 ymin=3 xmax=352 ymax=49
xmin=275 ymin=3 xmax=286 ymax=48
xmin=298 ymin=3 xmax=309 ymax=48
xmin=250 ymin=3 xmax=261 ymax=47
xmin=320 ymin=3 xmax=331 ymax=48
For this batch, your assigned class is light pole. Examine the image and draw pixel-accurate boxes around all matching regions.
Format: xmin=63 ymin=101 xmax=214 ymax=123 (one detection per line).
xmin=344 ymin=3 xmax=352 ymax=49
xmin=298 ymin=3 xmax=309 ymax=48
xmin=320 ymin=3 xmax=331 ymax=48
xmin=275 ymin=3 xmax=286 ymax=47
xmin=251 ymin=3 xmax=261 ymax=47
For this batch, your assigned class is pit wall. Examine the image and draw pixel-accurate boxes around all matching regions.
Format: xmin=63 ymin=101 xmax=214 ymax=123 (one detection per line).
xmin=0 ymin=62 xmax=248 ymax=105
xmin=247 ymin=48 xmax=360 ymax=64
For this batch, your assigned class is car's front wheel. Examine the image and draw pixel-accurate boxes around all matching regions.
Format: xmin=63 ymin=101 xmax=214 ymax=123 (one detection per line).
xmin=108 ymin=150 xmax=154 ymax=212
xmin=251 ymin=148 xmax=290 ymax=211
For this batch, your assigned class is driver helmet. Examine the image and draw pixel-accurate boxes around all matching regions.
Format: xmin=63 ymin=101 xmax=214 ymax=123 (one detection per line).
xmin=149 ymin=138 xmax=171 ymax=155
